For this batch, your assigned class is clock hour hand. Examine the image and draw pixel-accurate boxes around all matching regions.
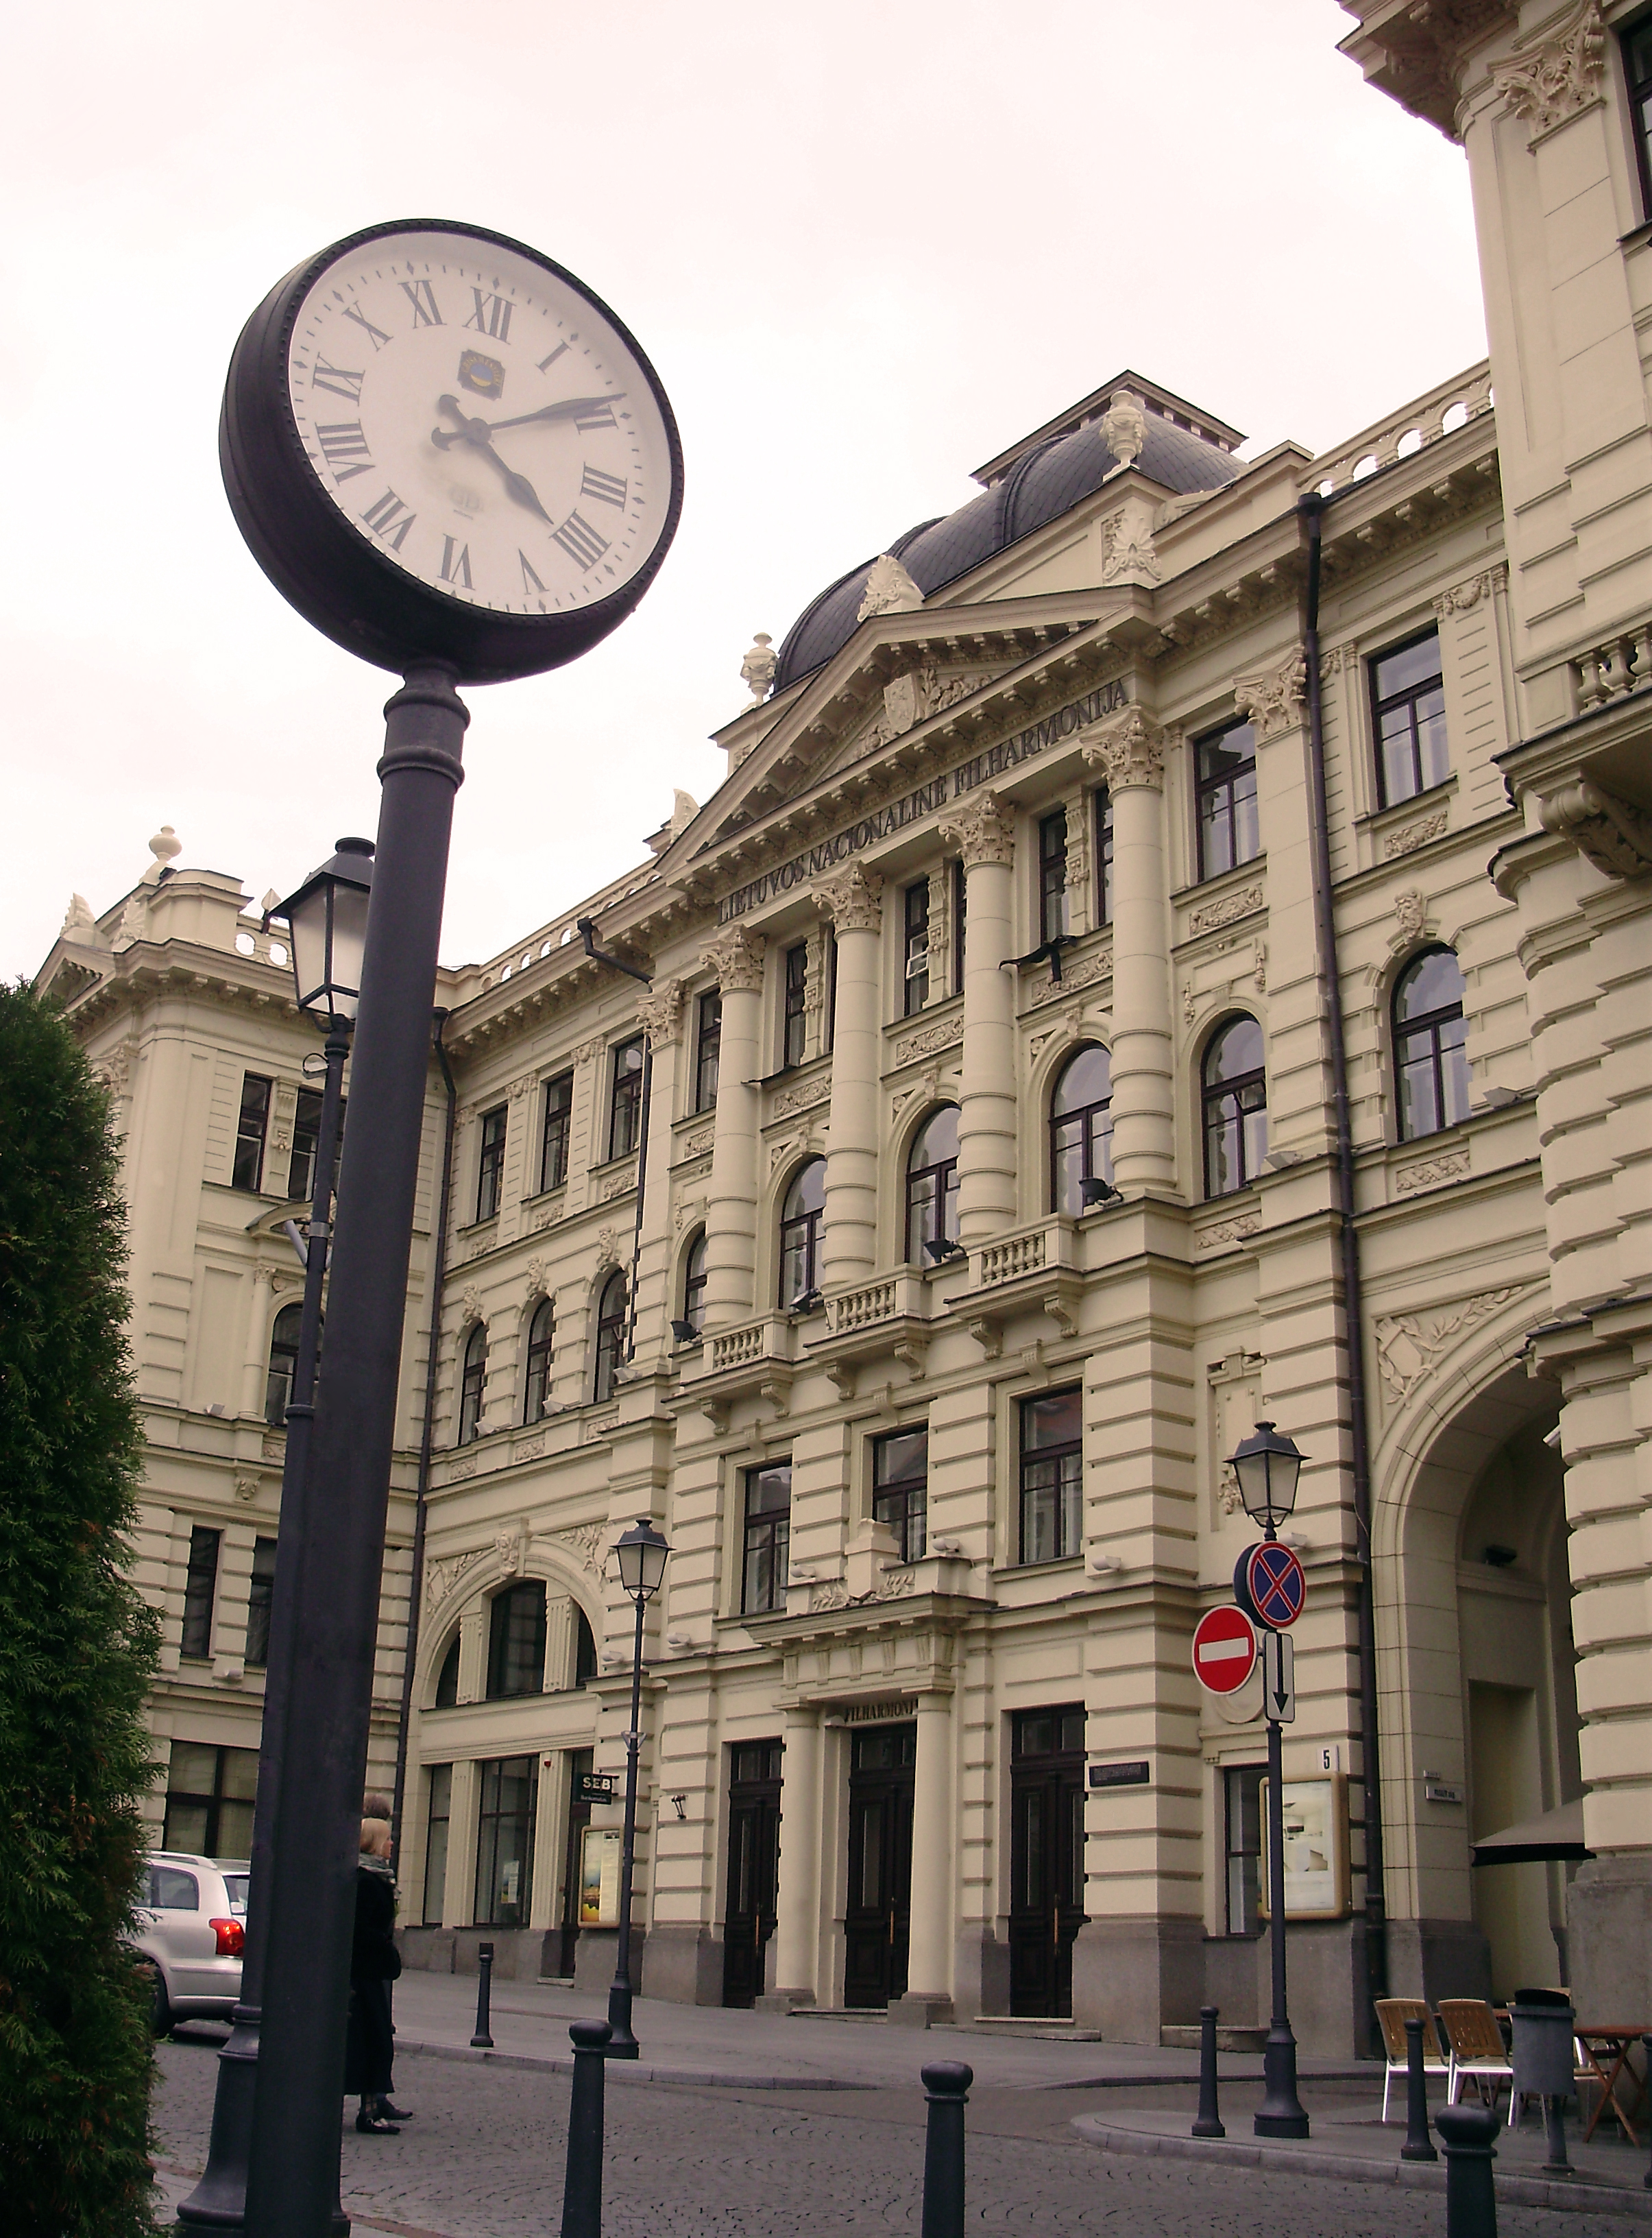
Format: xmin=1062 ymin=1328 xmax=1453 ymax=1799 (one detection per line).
xmin=430 ymin=397 xmax=552 ymax=522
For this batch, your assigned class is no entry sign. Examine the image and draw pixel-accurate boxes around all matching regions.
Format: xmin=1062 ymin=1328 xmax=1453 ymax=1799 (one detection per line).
xmin=1235 ymin=1541 xmax=1307 ymax=1631
xmin=1192 ymin=1605 xmax=1259 ymax=1695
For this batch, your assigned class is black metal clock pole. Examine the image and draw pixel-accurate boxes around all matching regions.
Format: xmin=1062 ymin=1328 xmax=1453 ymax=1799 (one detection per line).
xmin=245 ymin=664 xmax=468 ymax=2238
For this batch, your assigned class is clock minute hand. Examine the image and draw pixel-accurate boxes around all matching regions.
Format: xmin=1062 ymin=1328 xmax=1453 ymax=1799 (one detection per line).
xmin=484 ymin=394 xmax=626 ymax=433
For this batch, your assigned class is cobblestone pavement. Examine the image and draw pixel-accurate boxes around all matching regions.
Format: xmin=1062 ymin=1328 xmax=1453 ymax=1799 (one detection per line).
xmin=155 ymin=2030 xmax=1633 ymax=2237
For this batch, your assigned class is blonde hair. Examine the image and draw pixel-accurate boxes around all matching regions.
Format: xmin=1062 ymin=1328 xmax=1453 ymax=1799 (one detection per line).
xmin=360 ymin=1817 xmax=393 ymax=1858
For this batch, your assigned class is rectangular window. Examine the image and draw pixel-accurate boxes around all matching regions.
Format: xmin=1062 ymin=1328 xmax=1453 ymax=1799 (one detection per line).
xmin=903 ymin=879 xmax=931 ymax=1015
xmin=244 ymin=1535 xmax=277 ymax=1668
xmin=286 ymin=1087 xmax=345 ymax=1204
xmin=1195 ymin=719 xmax=1260 ymax=880
xmin=1019 ymin=1388 xmax=1083 ymax=1565
xmin=1371 ymin=628 xmax=1448 ymax=807
xmin=474 ymin=1755 xmax=537 ymax=1927
xmin=162 ymin=1739 xmax=259 ymax=1858
xmin=1038 ymin=810 xmax=1069 ymax=944
xmin=539 ymin=1072 xmax=573 ymax=1194
xmin=872 ymin=1426 xmax=927 ymax=1564
xmin=232 ymin=1074 xmax=273 ymax=1192
xmin=696 ymin=991 xmax=722 ymax=1109
xmin=180 ymin=1525 xmax=221 ymax=1659
xmin=1224 ymin=1763 xmax=1266 ymax=1934
xmin=782 ymin=947 xmax=807 ymax=1066
xmin=951 ymin=858 xmax=967 ymax=994
xmin=423 ymin=1763 xmax=452 ymax=1926
xmin=475 ymin=1104 xmax=507 ymax=1222
xmin=1627 ymin=18 xmax=1652 ymax=218
xmin=1095 ymin=789 xmax=1114 ymax=926
xmin=487 ymin=1580 xmax=547 ymax=1698
xmin=742 ymin=1460 xmax=792 ymax=1615
xmin=609 ymin=1036 xmax=644 ymax=1160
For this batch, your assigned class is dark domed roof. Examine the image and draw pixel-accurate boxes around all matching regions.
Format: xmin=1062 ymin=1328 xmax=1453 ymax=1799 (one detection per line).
xmin=773 ymin=409 xmax=1242 ymax=693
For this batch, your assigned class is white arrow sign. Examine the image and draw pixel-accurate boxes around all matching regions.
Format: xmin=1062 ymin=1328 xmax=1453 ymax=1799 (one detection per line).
xmin=1263 ymin=1628 xmax=1296 ymax=1723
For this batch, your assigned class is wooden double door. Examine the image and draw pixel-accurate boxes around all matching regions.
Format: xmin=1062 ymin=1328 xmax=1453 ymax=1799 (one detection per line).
xmin=1008 ymin=1705 xmax=1087 ymax=2017
xmin=843 ymin=1722 xmax=915 ymax=2009
xmin=722 ymin=1740 xmax=783 ymax=2007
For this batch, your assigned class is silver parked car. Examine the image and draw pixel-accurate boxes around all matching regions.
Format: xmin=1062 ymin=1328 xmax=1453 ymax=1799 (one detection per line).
xmin=133 ymin=1851 xmax=249 ymax=2034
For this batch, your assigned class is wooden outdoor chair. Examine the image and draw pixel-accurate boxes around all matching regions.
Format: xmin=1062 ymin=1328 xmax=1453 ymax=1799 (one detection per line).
xmin=1437 ymin=1999 xmax=1514 ymax=2117
xmin=1374 ymin=1999 xmax=1450 ymax=2122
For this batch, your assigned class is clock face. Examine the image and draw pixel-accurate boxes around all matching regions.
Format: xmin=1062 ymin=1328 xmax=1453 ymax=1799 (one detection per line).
xmin=282 ymin=228 xmax=675 ymax=621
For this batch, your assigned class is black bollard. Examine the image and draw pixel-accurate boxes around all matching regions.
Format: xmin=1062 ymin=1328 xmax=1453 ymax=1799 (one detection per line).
xmin=1643 ymin=2036 xmax=1651 ymax=2191
xmin=1192 ymin=2006 xmax=1225 ymax=2138
xmin=561 ymin=2021 xmax=613 ymax=2238
xmin=1400 ymin=2014 xmax=1438 ymax=2162
xmin=920 ymin=2061 xmax=972 ymax=2238
xmin=471 ymin=1940 xmax=495 ymax=2049
xmin=1436 ymin=2104 xmax=1498 ymax=2238
xmin=1540 ymin=2094 xmax=1572 ymax=2176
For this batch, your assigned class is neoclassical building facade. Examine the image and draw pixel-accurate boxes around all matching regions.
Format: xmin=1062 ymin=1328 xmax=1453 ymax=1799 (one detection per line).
xmin=38 ymin=0 xmax=1652 ymax=2056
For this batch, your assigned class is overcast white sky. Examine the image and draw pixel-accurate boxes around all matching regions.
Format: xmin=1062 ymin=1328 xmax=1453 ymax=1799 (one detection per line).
xmin=1 ymin=0 xmax=1487 ymax=982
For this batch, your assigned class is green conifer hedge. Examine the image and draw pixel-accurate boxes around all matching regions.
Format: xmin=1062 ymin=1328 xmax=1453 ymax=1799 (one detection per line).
xmin=0 ymin=983 xmax=162 ymax=2233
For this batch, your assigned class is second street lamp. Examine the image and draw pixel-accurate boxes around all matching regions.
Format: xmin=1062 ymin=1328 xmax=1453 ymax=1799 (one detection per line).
xmin=180 ymin=841 xmax=372 ymax=2235
xmin=607 ymin=1518 xmax=671 ymax=2059
xmin=1230 ymin=1420 xmax=1311 ymax=2142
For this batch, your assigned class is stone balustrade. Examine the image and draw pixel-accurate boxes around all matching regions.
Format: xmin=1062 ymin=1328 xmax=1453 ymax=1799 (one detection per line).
xmin=1304 ymin=361 xmax=1492 ymax=496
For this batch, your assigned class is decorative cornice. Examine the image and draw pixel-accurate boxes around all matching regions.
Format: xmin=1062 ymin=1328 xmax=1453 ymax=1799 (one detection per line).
xmin=1080 ymin=706 xmax=1173 ymax=791
xmin=814 ymin=862 xmax=885 ymax=932
xmin=1234 ymin=649 xmax=1307 ymax=740
xmin=936 ymin=789 xmax=1015 ymax=869
xmin=1489 ymin=0 xmax=1605 ymax=141
xmin=701 ymin=924 xmax=767 ymax=994
xmin=1538 ymin=779 xmax=1652 ymax=879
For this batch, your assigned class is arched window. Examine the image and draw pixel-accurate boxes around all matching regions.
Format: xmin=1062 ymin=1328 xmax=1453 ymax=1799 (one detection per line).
xmin=574 ymin=1609 xmax=597 ymax=1689
xmin=906 ymin=1105 xmax=961 ymax=1260
xmin=681 ymin=1229 xmax=708 ymax=1336
xmin=523 ymin=1297 xmax=555 ymax=1424
xmin=1049 ymin=1044 xmax=1114 ymax=1216
xmin=1202 ymin=1018 xmax=1267 ymax=1199
xmin=1394 ymin=948 xmax=1470 ymax=1140
xmin=777 ymin=1158 xmax=826 ymax=1306
xmin=594 ymin=1271 xmax=627 ymax=1403
xmin=433 ymin=1633 xmax=460 ymax=1709
xmin=265 ymin=1302 xmax=303 ymax=1427
xmin=458 ymin=1323 xmax=487 ymax=1444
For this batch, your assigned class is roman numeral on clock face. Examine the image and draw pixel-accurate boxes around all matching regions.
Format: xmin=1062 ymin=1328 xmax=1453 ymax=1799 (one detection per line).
xmin=573 ymin=399 xmax=618 ymax=431
xmin=465 ymin=289 xmax=513 ymax=344
xmin=580 ymin=464 xmax=628 ymax=509
xmin=361 ymin=488 xmax=416 ymax=551
xmin=551 ymin=509 xmax=609 ymax=570
xmin=315 ymin=421 xmax=373 ymax=482
xmin=312 ymin=359 xmax=365 ymax=402
xmin=439 ymin=536 xmax=473 ymax=590
xmin=341 ymin=304 xmax=391 ymax=350
xmin=400 ymin=279 xmax=443 ymax=327
xmin=519 ymin=549 xmax=548 ymax=595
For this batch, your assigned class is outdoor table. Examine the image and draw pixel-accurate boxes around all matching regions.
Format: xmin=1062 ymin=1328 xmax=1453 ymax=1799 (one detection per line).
xmin=1574 ymin=2026 xmax=1649 ymax=2145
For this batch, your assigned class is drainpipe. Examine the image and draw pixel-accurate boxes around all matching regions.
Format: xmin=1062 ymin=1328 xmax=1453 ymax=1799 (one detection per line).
xmin=576 ymin=915 xmax=653 ymax=1364
xmin=390 ymin=1011 xmax=457 ymax=1862
xmin=1298 ymin=493 xmax=1387 ymax=2015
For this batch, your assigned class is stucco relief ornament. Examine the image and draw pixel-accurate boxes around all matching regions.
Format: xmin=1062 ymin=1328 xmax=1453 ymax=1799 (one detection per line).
xmin=937 ymin=789 xmax=1015 ymax=869
xmin=740 ymin=632 xmax=777 ymax=701
xmin=1392 ymin=889 xmax=1430 ymax=943
xmin=494 ymin=1524 xmax=526 ymax=1576
xmin=524 ymin=1257 xmax=547 ymax=1299
xmin=594 ymin=1225 xmax=622 ymax=1271
xmin=61 ymin=893 xmax=96 ymax=939
xmin=1490 ymin=0 xmax=1605 ymax=139
xmin=856 ymin=553 xmax=923 ymax=620
xmin=637 ymin=978 xmax=684 ymax=1043
xmin=701 ymin=923 xmax=767 ymax=993
xmin=1235 ymin=649 xmax=1307 ymax=739
xmin=1538 ymin=780 xmax=1652 ymax=880
xmin=1101 ymin=497 xmax=1161 ymax=587
xmin=815 ymin=861 xmax=885 ymax=932
xmin=1100 ymin=389 xmax=1147 ymax=471
xmin=461 ymin=1284 xmax=484 ymax=1325
xmin=1080 ymin=706 xmax=1171 ymax=791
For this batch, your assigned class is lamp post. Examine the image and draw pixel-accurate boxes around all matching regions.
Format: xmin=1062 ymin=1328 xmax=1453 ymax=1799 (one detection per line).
xmin=180 ymin=842 xmax=373 ymax=2235
xmin=606 ymin=1517 xmax=670 ymax=2059
xmin=1230 ymin=1421 xmax=1311 ymax=2143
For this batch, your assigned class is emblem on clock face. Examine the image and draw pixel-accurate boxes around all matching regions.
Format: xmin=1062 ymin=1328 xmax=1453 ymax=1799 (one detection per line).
xmin=221 ymin=219 xmax=684 ymax=683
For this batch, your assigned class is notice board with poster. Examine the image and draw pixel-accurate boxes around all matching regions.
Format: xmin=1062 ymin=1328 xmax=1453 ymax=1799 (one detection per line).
xmin=1259 ymin=1774 xmax=1349 ymax=1919
xmin=579 ymin=1826 xmax=622 ymax=1927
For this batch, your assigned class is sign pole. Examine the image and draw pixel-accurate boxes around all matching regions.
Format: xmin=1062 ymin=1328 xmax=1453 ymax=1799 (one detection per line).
xmin=1254 ymin=1533 xmax=1309 ymax=2139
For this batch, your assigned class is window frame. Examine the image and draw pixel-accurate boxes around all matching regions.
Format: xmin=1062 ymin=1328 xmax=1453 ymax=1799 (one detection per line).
xmin=181 ymin=1525 xmax=222 ymax=1659
xmin=423 ymin=1763 xmax=452 ymax=1925
xmin=475 ymin=1103 xmax=507 ymax=1223
xmin=1370 ymin=626 xmax=1448 ymax=808
xmin=608 ymin=1036 xmax=645 ymax=1161
xmin=903 ymin=878 xmax=931 ymax=1015
xmin=696 ymin=991 xmax=723 ymax=1111
xmin=1048 ymin=1044 xmax=1115 ymax=1217
xmin=594 ymin=1269 xmax=627 ymax=1402
xmin=473 ymin=1754 xmax=537 ymax=1929
xmin=162 ymin=1740 xmax=258 ymax=1858
xmin=1194 ymin=719 xmax=1260 ymax=882
xmin=1201 ymin=1015 xmax=1269 ymax=1199
xmin=871 ymin=1426 xmax=928 ymax=1563
xmin=458 ymin=1322 xmax=487 ymax=1444
xmin=777 ymin=1157 xmax=826 ymax=1307
xmin=1625 ymin=13 xmax=1652 ymax=221
xmin=1224 ymin=1763 xmax=1266 ymax=1934
xmin=903 ymin=1104 xmax=960 ymax=1262
xmin=1038 ymin=808 xmax=1069 ymax=945
xmin=1393 ymin=946 xmax=1472 ymax=1141
xmin=232 ymin=1074 xmax=274 ymax=1192
xmin=782 ymin=947 xmax=807 ymax=1066
xmin=1094 ymin=787 xmax=1114 ymax=926
xmin=741 ymin=1459 xmax=792 ymax=1615
xmin=539 ymin=1071 xmax=573 ymax=1194
xmin=486 ymin=1579 xmax=547 ymax=1699
xmin=245 ymin=1535 xmax=277 ymax=1668
xmin=1019 ymin=1388 xmax=1083 ymax=1565
xmin=265 ymin=1301 xmax=303 ymax=1428
xmin=682 ymin=1229 xmax=708 ymax=1336
xmin=523 ymin=1296 xmax=555 ymax=1423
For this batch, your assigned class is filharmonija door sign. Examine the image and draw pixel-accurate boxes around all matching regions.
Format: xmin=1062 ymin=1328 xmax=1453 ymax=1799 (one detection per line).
xmin=716 ymin=677 xmax=1131 ymax=924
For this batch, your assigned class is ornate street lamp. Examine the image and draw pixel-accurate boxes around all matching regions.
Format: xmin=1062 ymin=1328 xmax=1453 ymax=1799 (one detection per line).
xmin=606 ymin=1518 xmax=670 ymax=2059
xmin=180 ymin=841 xmax=372 ymax=2237
xmin=1228 ymin=1419 xmax=1311 ymax=2143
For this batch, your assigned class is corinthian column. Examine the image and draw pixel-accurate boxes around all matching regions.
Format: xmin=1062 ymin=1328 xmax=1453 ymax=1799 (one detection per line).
xmin=817 ymin=865 xmax=883 ymax=1290
xmin=699 ymin=927 xmax=765 ymax=1330
xmin=1082 ymin=710 xmax=1176 ymax=1192
xmin=936 ymin=790 xmax=1017 ymax=1244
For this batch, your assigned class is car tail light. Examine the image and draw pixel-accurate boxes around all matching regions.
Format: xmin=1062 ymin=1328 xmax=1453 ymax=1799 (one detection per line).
xmin=210 ymin=1916 xmax=245 ymax=1957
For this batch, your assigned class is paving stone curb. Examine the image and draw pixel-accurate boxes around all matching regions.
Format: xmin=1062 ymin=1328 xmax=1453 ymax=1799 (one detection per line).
xmin=396 ymin=2037 xmax=860 ymax=2089
xmin=1071 ymin=2115 xmax=1652 ymax=2217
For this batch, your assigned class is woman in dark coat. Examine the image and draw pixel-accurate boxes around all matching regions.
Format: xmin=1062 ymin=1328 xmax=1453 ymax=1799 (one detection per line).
xmin=344 ymin=1815 xmax=409 ymax=2134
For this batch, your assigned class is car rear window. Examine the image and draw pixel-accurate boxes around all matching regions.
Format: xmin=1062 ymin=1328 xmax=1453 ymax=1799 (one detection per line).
xmin=151 ymin=1866 xmax=199 ymax=1910
xmin=221 ymin=1875 xmax=250 ymax=1915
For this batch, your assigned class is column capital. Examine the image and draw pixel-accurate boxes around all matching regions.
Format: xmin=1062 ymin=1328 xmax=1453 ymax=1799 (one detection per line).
xmin=1080 ymin=706 xmax=1176 ymax=790
xmin=815 ymin=861 xmax=884 ymax=932
xmin=1234 ymin=647 xmax=1308 ymax=740
xmin=937 ymin=788 xmax=1015 ymax=868
xmin=701 ymin=924 xmax=766 ymax=994
xmin=637 ymin=977 xmax=684 ymax=1043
